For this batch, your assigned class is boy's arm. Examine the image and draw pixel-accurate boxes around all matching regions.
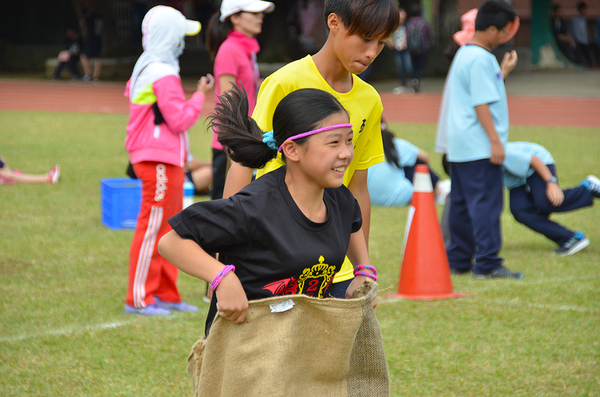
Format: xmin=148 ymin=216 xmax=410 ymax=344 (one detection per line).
xmin=347 ymin=169 xmax=371 ymax=247
xmin=530 ymin=155 xmax=564 ymax=206
xmin=474 ymin=103 xmax=505 ymax=165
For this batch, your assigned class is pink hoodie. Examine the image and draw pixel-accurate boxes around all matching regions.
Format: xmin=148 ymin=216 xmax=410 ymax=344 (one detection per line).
xmin=125 ymin=76 xmax=205 ymax=167
xmin=125 ymin=6 xmax=206 ymax=167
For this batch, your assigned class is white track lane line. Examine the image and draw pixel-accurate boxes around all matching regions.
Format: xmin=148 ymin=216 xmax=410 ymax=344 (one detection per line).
xmin=0 ymin=320 xmax=135 ymax=343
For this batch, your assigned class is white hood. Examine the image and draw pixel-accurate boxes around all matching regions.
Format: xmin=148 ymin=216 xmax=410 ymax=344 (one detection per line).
xmin=129 ymin=6 xmax=192 ymax=98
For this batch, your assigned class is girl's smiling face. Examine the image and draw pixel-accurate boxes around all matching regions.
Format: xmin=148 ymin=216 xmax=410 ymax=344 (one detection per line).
xmin=294 ymin=111 xmax=354 ymax=189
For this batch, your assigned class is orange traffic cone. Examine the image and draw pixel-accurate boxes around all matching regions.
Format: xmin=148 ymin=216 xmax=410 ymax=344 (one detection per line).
xmin=385 ymin=164 xmax=468 ymax=300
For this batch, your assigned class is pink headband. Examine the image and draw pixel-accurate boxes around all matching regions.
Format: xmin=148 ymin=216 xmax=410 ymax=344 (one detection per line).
xmin=278 ymin=123 xmax=353 ymax=152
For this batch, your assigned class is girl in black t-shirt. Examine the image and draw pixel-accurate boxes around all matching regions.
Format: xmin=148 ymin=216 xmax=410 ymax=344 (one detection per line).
xmin=158 ymin=86 xmax=376 ymax=329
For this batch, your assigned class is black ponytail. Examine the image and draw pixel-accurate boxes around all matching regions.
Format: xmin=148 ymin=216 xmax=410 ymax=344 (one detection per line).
xmin=382 ymin=127 xmax=401 ymax=169
xmin=209 ymin=84 xmax=277 ymax=169
xmin=205 ymin=12 xmax=234 ymax=60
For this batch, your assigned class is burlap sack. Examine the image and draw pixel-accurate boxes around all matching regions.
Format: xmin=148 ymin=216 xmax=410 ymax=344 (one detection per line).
xmin=187 ymin=279 xmax=388 ymax=397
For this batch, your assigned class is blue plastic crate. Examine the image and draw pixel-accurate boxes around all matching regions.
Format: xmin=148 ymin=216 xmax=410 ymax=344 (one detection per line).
xmin=101 ymin=178 xmax=142 ymax=230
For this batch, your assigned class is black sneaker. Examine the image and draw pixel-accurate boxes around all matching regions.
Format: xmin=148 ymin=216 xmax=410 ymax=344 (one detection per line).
xmin=473 ymin=266 xmax=523 ymax=280
xmin=450 ymin=267 xmax=471 ymax=276
xmin=554 ymin=231 xmax=589 ymax=256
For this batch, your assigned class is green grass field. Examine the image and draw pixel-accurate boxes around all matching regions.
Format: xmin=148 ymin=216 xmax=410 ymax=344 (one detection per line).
xmin=1 ymin=110 xmax=599 ymax=396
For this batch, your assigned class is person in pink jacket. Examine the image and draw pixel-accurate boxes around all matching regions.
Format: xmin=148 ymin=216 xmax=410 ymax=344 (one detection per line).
xmin=124 ymin=5 xmax=214 ymax=316
xmin=205 ymin=0 xmax=275 ymax=201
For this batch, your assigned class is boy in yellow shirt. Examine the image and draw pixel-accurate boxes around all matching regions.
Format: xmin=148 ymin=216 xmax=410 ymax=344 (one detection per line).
xmin=222 ymin=0 xmax=400 ymax=297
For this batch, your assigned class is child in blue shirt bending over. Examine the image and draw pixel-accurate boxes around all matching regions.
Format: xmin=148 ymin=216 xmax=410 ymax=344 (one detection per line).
xmin=442 ymin=0 xmax=521 ymax=279
xmin=367 ymin=120 xmax=450 ymax=207
xmin=503 ymin=141 xmax=599 ymax=256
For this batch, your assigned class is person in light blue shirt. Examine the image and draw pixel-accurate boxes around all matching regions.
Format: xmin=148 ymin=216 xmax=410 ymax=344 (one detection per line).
xmin=442 ymin=0 xmax=521 ymax=279
xmin=367 ymin=122 xmax=448 ymax=207
xmin=445 ymin=47 xmax=509 ymax=163
xmin=503 ymin=141 xmax=599 ymax=256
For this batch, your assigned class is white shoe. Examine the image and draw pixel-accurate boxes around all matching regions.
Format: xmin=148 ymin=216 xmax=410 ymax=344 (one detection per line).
xmin=48 ymin=165 xmax=60 ymax=184
xmin=435 ymin=179 xmax=451 ymax=205
xmin=392 ymin=86 xmax=406 ymax=95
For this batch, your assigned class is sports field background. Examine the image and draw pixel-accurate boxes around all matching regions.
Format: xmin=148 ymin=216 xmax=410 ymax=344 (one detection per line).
xmin=1 ymin=70 xmax=599 ymax=396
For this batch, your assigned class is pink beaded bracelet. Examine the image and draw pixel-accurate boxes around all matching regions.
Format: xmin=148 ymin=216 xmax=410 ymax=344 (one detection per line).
xmin=353 ymin=264 xmax=377 ymax=281
xmin=211 ymin=265 xmax=235 ymax=291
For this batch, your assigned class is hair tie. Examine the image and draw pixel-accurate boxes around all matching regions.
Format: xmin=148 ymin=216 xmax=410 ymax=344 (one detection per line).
xmin=278 ymin=123 xmax=353 ymax=152
xmin=262 ymin=130 xmax=278 ymax=151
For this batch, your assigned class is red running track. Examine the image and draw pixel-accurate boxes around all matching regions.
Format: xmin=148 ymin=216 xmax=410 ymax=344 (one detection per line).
xmin=1 ymin=79 xmax=599 ymax=128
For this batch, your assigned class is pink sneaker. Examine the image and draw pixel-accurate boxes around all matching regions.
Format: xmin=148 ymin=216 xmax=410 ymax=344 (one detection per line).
xmin=48 ymin=165 xmax=60 ymax=184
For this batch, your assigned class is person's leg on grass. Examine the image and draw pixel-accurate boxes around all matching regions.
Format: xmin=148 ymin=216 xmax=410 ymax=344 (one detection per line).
xmin=528 ymin=166 xmax=594 ymax=214
xmin=446 ymin=162 xmax=475 ymax=273
xmin=509 ymin=185 xmax=575 ymax=247
xmin=524 ymin=166 xmax=592 ymax=255
xmin=0 ymin=165 xmax=60 ymax=184
xmin=462 ymin=161 xmax=504 ymax=274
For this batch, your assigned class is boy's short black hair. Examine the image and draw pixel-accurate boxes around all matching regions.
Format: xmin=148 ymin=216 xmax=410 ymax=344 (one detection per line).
xmin=475 ymin=0 xmax=517 ymax=31
xmin=577 ymin=2 xmax=587 ymax=12
xmin=324 ymin=0 xmax=400 ymax=39
xmin=409 ymin=4 xmax=422 ymax=18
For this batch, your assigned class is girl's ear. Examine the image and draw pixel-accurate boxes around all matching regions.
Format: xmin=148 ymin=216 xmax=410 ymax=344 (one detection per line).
xmin=230 ymin=13 xmax=240 ymax=26
xmin=281 ymin=141 xmax=300 ymax=163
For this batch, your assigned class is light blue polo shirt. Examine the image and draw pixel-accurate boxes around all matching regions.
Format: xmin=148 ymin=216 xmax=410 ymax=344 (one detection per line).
xmin=444 ymin=45 xmax=509 ymax=162
xmin=503 ymin=142 xmax=555 ymax=189
xmin=368 ymin=138 xmax=419 ymax=207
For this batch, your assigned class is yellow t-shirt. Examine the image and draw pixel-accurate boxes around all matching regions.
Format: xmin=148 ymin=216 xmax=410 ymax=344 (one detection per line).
xmin=253 ymin=55 xmax=384 ymax=283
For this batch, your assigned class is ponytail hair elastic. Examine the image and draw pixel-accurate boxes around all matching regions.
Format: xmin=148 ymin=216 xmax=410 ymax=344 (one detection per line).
xmin=262 ymin=130 xmax=278 ymax=151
